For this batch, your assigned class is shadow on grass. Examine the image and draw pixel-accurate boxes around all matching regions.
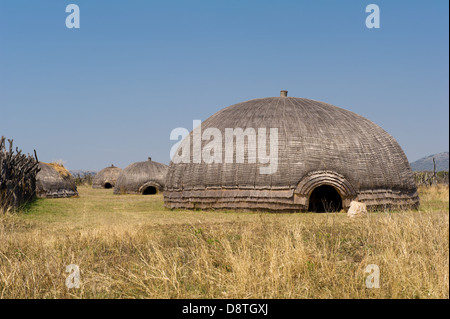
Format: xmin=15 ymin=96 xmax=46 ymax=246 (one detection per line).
xmin=19 ymin=197 xmax=45 ymax=215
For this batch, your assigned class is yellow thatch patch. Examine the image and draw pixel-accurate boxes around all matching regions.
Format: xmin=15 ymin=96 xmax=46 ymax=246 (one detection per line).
xmin=42 ymin=162 xmax=72 ymax=179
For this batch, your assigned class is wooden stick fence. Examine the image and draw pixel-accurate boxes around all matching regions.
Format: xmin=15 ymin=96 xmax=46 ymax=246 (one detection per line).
xmin=0 ymin=136 xmax=40 ymax=213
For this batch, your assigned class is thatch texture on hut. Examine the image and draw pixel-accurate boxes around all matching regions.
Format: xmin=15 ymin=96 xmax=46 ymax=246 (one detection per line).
xmin=164 ymin=92 xmax=419 ymax=212
xmin=113 ymin=158 xmax=168 ymax=195
xmin=36 ymin=162 xmax=78 ymax=198
xmin=92 ymin=165 xmax=122 ymax=189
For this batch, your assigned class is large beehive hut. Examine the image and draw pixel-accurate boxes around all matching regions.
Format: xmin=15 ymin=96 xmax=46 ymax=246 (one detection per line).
xmin=36 ymin=162 xmax=78 ymax=198
xmin=92 ymin=165 xmax=122 ymax=189
xmin=114 ymin=158 xmax=168 ymax=195
xmin=164 ymin=91 xmax=419 ymax=212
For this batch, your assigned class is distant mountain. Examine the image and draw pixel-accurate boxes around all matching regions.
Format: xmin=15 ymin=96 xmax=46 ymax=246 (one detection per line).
xmin=69 ymin=170 xmax=97 ymax=177
xmin=410 ymin=152 xmax=449 ymax=171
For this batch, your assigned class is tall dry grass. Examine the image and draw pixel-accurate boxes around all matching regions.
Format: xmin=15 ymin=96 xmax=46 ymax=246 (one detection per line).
xmin=0 ymin=186 xmax=448 ymax=299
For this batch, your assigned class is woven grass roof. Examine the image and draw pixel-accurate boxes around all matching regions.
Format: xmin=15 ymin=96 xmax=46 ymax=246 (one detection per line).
xmin=114 ymin=159 xmax=168 ymax=195
xmin=92 ymin=165 xmax=122 ymax=189
xmin=36 ymin=162 xmax=78 ymax=198
xmin=164 ymin=95 xmax=419 ymax=211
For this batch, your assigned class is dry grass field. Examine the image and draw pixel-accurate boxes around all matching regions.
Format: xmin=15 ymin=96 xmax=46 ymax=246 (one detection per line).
xmin=0 ymin=185 xmax=448 ymax=299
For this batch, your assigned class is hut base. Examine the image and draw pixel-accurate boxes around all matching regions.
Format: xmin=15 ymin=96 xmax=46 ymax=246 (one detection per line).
xmin=92 ymin=183 xmax=115 ymax=189
xmin=37 ymin=189 xmax=79 ymax=199
xmin=164 ymin=188 xmax=419 ymax=212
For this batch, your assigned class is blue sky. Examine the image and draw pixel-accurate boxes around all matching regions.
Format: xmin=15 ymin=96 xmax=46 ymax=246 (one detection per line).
xmin=0 ymin=0 xmax=448 ymax=171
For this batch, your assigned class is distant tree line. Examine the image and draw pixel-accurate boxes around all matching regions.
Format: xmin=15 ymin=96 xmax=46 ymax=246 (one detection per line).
xmin=73 ymin=173 xmax=94 ymax=186
xmin=413 ymin=171 xmax=449 ymax=186
xmin=0 ymin=136 xmax=39 ymax=214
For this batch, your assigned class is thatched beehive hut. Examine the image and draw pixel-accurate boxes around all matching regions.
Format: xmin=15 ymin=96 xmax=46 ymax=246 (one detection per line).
xmin=36 ymin=162 xmax=78 ymax=198
xmin=164 ymin=91 xmax=419 ymax=212
xmin=92 ymin=165 xmax=122 ymax=189
xmin=114 ymin=158 xmax=168 ymax=195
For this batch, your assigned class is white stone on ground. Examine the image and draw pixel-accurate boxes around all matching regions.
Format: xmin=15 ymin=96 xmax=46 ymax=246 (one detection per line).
xmin=347 ymin=201 xmax=367 ymax=218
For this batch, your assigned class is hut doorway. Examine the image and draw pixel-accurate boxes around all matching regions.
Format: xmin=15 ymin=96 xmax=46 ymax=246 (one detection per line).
xmin=142 ymin=186 xmax=157 ymax=195
xmin=308 ymin=185 xmax=342 ymax=212
xmin=104 ymin=183 xmax=112 ymax=189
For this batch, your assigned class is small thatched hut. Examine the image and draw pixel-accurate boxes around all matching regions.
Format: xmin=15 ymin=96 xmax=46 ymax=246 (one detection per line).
xmin=164 ymin=91 xmax=419 ymax=212
xmin=36 ymin=162 xmax=78 ymax=198
xmin=114 ymin=158 xmax=168 ymax=195
xmin=92 ymin=165 xmax=122 ymax=189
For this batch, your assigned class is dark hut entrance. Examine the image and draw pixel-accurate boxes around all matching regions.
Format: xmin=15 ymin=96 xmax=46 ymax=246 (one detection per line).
xmin=104 ymin=183 xmax=112 ymax=189
xmin=308 ymin=185 xmax=342 ymax=212
xmin=142 ymin=186 xmax=157 ymax=195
